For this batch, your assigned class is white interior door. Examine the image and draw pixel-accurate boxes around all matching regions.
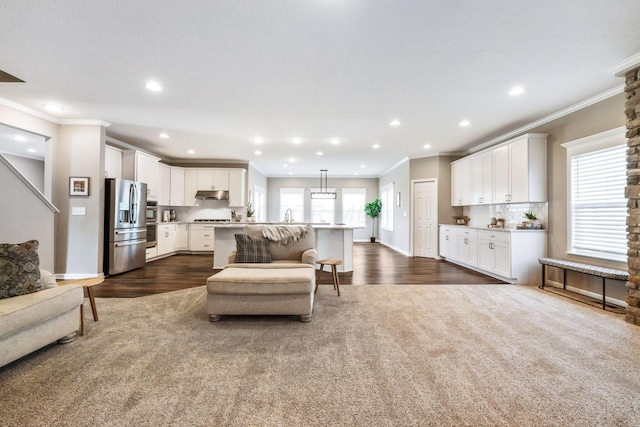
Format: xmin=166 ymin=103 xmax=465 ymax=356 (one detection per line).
xmin=253 ymin=185 xmax=266 ymax=222
xmin=413 ymin=180 xmax=437 ymax=258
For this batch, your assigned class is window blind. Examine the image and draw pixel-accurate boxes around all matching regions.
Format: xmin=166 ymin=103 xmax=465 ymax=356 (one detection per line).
xmin=570 ymin=144 xmax=627 ymax=261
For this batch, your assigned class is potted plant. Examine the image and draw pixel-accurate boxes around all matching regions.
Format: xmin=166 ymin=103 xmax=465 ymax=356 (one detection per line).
xmin=524 ymin=211 xmax=541 ymax=229
xmin=246 ymin=203 xmax=255 ymax=222
xmin=364 ymin=199 xmax=382 ymax=242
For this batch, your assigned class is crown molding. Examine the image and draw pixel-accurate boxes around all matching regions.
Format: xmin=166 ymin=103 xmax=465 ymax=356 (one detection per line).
xmin=467 ymin=84 xmax=624 ymax=154
xmin=379 ymin=157 xmax=409 ymax=177
xmin=59 ymin=119 xmax=111 ymax=127
xmin=0 ymin=97 xmax=59 ymax=123
xmin=608 ymin=51 xmax=640 ymax=77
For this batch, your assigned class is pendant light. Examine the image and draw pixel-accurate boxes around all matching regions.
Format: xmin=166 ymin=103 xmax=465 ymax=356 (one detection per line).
xmin=310 ymin=169 xmax=336 ymax=199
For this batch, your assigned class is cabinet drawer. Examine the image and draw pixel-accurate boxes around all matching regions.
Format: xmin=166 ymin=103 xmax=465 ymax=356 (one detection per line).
xmin=440 ymin=226 xmax=457 ymax=234
xmin=145 ymin=246 xmax=157 ymax=260
xmin=190 ymin=239 xmax=214 ymax=251
xmin=478 ymin=229 xmax=510 ymax=243
xmin=456 ymin=228 xmax=477 ymax=239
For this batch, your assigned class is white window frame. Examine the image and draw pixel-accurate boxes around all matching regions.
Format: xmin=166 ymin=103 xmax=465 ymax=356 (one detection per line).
xmin=310 ymin=187 xmax=336 ymax=223
xmin=380 ymin=183 xmax=394 ymax=231
xmin=279 ymin=188 xmax=305 ymax=223
xmin=341 ymin=188 xmax=367 ymax=227
xmin=562 ymin=126 xmax=627 ymax=262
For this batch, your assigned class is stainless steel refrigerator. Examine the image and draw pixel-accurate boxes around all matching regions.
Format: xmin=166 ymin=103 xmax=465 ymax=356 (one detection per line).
xmin=104 ymin=178 xmax=147 ymax=275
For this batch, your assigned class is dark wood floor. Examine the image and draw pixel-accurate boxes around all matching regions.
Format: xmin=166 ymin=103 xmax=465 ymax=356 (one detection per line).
xmin=94 ymin=243 xmax=507 ymax=298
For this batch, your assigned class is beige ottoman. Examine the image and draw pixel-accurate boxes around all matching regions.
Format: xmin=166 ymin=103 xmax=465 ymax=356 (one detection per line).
xmin=206 ymin=264 xmax=316 ymax=322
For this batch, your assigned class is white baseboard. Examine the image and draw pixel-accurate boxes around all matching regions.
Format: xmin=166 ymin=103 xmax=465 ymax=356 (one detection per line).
xmin=55 ymin=273 xmax=104 ymax=280
xmin=544 ymin=279 xmax=627 ymax=307
xmin=379 ymin=240 xmax=411 ymax=256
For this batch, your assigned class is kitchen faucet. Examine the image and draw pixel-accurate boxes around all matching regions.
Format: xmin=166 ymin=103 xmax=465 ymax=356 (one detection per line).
xmin=284 ymin=208 xmax=293 ymax=223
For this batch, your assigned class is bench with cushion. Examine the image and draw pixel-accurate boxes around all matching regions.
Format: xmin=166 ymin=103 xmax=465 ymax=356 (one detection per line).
xmin=539 ymin=257 xmax=628 ymax=310
xmin=206 ymin=225 xmax=317 ymax=322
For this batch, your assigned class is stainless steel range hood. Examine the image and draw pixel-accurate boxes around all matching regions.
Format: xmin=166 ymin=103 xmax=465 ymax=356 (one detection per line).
xmin=195 ymin=190 xmax=229 ymax=200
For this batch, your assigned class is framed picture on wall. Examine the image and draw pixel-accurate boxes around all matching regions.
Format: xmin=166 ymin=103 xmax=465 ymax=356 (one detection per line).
xmin=69 ymin=177 xmax=89 ymax=196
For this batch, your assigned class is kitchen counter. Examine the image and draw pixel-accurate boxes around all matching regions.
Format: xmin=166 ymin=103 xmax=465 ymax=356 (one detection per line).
xmin=440 ymin=224 xmax=547 ymax=232
xmin=212 ymin=223 xmax=356 ymax=271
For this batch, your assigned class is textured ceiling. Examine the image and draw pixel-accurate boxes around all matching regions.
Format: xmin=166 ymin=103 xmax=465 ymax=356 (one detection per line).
xmin=0 ymin=1 xmax=639 ymax=177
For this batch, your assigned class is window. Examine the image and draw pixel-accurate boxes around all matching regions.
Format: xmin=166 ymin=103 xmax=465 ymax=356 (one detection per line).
xmin=341 ymin=188 xmax=367 ymax=227
xmin=563 ymin=127 xmax=627 ymax=262
xmin=311 ymin=187 xmax=336 ymax=223
xmin=279 ymin=188 xmax=304 ymax=222
xmin=380 ymin=183 xmax=394 ymax=231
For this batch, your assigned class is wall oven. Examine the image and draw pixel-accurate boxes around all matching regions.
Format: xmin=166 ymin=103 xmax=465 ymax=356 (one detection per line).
xmin=146 ymin=223 xmax=157 ymax=248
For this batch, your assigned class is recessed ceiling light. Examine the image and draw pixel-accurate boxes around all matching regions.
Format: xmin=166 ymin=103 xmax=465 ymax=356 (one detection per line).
xmin=14 ymin=135 xmax=26 ymax=142
xmin=27 ymin=148 xmax=36 ymax=153
xmin=292 ymin=137 xmax=302 ymax=144
xmin=509 ymin=86 xmax=525 ymax=96
xmin=459 ymin=120 xmax=471 ymax=127
xmin=360 ymin=165 xmax=365 ymax=168
xmin=316 ymin=151 xmax=324 ymax=156
xmin=159 ymin=132 xmax=169 ymax=139
xmin=254 ymin=137 xmax=264 ymax=144
xmin=330 ymin=138 xmax=340 ymax=145
xmin=354 ymin=172 xmax=359 ymax=176
xmin=145 ymin=81 xmax=163 ymax=92
xmin=372 ymin=144 xmax=380 ymax=149
xmin=283 ymin=164 xmax=288 ymax=168
xmin=187 ymin=149 xmax=195 ymax=154
xmin=390 ymin=119 xmax=401 ymax=126
xmin=423 ymin=144 xmax=431 ymax=149
xmin=289 ymin=157 xmax=295 ymax=163
xmin=289 ymin=172 xmax=293 ymax=175
xmin=254 ymin=150 xmax=262 ymax=155
xmin=43 ymin=104 xmax=64 ymax=113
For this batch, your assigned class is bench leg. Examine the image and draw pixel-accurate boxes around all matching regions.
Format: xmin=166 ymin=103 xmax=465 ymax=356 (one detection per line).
xmin=209 ymin=314 xmax=221 ymax=322
xmin=602 ymin=277 xmax=606 ymax=310
xmin=540 ymin=264 xmax=546 ymax=289
xmin=563 ymin=268 xmax=567 ymax=290
xmin=299 ymin=314 xmax=312 ymax=323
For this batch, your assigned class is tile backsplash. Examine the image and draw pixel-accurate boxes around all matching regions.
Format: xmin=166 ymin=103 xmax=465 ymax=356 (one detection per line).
xmin=463 ymin=202 xmax=548 ymax=229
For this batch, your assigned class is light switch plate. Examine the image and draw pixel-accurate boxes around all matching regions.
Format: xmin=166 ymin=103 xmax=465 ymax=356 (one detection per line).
xmin=72 ymin=207 xmax=86 ymax=216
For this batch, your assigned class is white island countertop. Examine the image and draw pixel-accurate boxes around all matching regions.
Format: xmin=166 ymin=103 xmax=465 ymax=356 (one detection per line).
xmin=212 ymin=223 xmax=356 ymax=271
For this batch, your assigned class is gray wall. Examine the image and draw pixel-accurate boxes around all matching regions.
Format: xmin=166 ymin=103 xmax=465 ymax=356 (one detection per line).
xmin=3 ymin=154 xmax=44 ymax=193
xmin=0 ymin=158 xmax=56 ymax=270
xmin=267 ymin=176 xmax=378 ymax=241
xmin=378 ymin=159 xmax=411 ymax=254
xmin=54 ymin=124 xmax=106 ymax=277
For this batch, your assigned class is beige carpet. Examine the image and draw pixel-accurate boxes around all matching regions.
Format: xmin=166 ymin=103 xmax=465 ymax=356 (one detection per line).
xmin=2 ymin=284 xmax=640 ymax=426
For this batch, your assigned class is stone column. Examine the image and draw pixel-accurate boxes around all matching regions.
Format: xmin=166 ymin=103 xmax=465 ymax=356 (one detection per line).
xmin=626 ymin=67 xmax=640 ymax=325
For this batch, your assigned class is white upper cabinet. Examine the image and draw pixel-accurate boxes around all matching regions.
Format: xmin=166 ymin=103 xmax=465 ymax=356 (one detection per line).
xmin=184 ymin=169 xmax=198 ymax=206
xmin=470 ymin=151 xmax=492 ymax=205
xmin=104 ymin=145 xmax=122 ymax=179
xmin=451 ymin=158 xmax=471 ymax=206
xmin=122 ymin=150 xmax=161 ymax=201
xmin=492 ymin=134 xmax=547 ymax=204
xmin=170 ymin=167 xmax=185 ymax=206
xmin=451 ymin=133 xmax=547 ymax=206
xmin=197 ymin=169 xmax=215 ymax=191
xmin=213 ymin=169 xmax=229 ymax=191
xmin=157 ymin=163 xmax=171 ymax=206
xmin=228 ymin=168 xmax=246 ymax=207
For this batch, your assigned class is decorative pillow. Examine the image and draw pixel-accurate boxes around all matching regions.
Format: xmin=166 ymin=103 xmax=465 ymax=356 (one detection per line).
xmin=0 ymin=240 xmax=44 ymax=299
xmin=234 ymin=234 xmax=272 ymax=263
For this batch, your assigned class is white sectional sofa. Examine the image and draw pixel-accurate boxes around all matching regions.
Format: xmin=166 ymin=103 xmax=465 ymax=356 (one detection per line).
xmin=0 ymin=270 xmax=83 ymax=368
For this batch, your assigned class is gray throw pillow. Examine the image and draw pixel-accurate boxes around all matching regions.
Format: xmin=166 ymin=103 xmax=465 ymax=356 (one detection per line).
xmin=235 ymin=234 xmax=272 ymax=263
xmin=0 ymin=240 xmax=44 ymax=299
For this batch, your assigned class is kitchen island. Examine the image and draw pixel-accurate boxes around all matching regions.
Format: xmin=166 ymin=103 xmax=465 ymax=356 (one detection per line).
xmin=212 ymin=223 xmax=357 ymax=272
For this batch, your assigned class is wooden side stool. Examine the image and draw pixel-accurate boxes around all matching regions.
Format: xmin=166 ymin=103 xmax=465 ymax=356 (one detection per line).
xmin=315 ymin=259 xmax=342 ymax=296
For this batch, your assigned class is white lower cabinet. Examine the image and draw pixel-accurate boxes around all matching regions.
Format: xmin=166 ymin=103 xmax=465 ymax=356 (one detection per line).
xmin=439 ymin=225 xmax=546 ymax=285
xmin=478 ymin=230 xmax=511 ymax=278
xmin=439 ymin=226 xmax=458 ymax=259
xmin=190 ymin=224 xmax=215 ymax=251
xmin=145 ymin=246 xmax=157 ymax=260
xmin=176 ymin=224 xmax=190 ymax=250
xmin=157 ymin=223 xmax=177 ymax=256
xmin=456 ymin=228 xmax=478 ymax=267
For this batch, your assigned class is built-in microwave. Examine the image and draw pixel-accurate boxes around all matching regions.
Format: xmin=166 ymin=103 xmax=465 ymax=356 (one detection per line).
xmin=146 ymin=201 xmax=158 ymax=222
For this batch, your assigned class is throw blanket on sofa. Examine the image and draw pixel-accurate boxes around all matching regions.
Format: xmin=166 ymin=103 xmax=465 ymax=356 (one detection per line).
xmin=261 ymin=225 xmax=308 ymax=245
